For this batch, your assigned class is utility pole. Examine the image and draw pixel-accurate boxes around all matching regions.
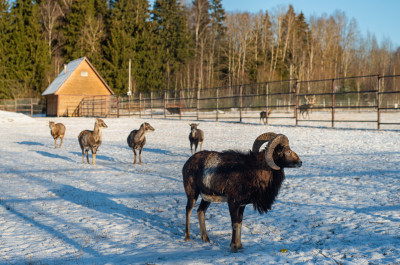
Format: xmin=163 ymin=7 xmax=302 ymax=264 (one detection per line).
xmin=128 ymin=58 xmax=132 ymax=97
xmin=127 ymin=59 xmax=132 ymax=117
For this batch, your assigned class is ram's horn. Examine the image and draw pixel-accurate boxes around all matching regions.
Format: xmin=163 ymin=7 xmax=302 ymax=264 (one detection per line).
xmin=251 ymin=132 xmax=278 ymax=153
xmin=265 ymin=134 xmax=289 ymax=170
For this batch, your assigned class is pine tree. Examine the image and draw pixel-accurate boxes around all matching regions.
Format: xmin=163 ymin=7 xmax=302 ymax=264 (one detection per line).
xmin=209 ymin=0 xmax=226 ymax=86
xmin=104 ymin=0 xmax=158 ymax=94
xmin=152 ymin=0 xmax=192 ymax=90
xmin=62 ymin=0 xmax=108 ymax=65
xmin=0 ymin=0 xmax=11 ymax=98
xmin=6 ymin=0 xmax=49 ymax=98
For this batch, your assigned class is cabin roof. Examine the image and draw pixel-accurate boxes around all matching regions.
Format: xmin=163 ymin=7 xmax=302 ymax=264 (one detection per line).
xmin=42 ymin=57 xmax=113 ymax=96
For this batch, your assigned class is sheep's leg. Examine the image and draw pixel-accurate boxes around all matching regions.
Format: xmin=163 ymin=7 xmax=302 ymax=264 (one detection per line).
xmin=85 ymin=150 xmax=90 ymax=164
xmin=54 ymin=137 xmax=58 ymax=148
xmin=199 ymin=141 xmax=203 ymax=151
xmin=133 ymin=149 xmax=137 ymax=164
xmin=138 ymin=148 xmax=142 ymax=165
xmin=197 ymin=199 xmax=211 ymax=242
xmin=194 ymin=142 xmax=198 ymax=153
xmin=185 ymin=197 xmax=196 ymax=241
xmin=81 ymin=150 xmax=85 ymax=164
xmin=228 ymin=202 xmax=245 ymax=251
xmin=60 ymin=136 xmax=64 ymax=148
xmin=190 ymin=142 xmax=193 ymax=154
xmin=92 ymin=152 xmax=96 ymax=165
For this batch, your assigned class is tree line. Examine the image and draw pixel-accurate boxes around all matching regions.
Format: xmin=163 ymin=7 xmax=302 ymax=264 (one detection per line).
xmin=0 ymin=0 xmax=399 ymax=99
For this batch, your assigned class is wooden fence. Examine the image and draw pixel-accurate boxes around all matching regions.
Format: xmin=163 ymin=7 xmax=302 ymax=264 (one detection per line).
xmin=0 ymin=98 xmax=44 ymax=116
xmin=78 ymin=74 xmax=400 ymax=130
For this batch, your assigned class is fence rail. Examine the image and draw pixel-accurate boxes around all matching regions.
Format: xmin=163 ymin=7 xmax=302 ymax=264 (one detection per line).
xmin=0 ymin=98 xmax=44 ymax=116
xmin=76 ymin=74 xmax=400 ymax=130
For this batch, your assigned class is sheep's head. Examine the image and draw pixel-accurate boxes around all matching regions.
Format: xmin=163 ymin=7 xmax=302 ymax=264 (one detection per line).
xmin=252 ymin=133 xmax=302 ymax=170
xmin=189 ymin=123 xmax=199 ymax=137
xmin=96 ymin=118 xmax=108 ymax=128
xmin=49 ymin=121 xmax=55 ymax=129
xmin=141 ymin=122 xmax=155 ymax=133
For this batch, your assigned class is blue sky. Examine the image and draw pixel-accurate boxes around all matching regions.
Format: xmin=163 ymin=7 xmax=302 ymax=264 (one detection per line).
xmin=221 ymin=0 xmax=400 ymax=48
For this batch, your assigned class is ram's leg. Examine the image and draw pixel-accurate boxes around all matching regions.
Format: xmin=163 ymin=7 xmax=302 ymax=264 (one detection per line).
xmin=197 ymin=199 xmax=211 ymax=242
xmin=60 ymin=136 xmax=64 ymax=148
xmin=194 ymin=142 xmax=198 ymax=153
xmin=190 ymin=142 xmax=193 ymax=154
xmin=228 ymin=201 xmax=245 ymax=251
xmin=185 ymin=196 xmax=196 ymax=241
xmin=92 ymin=152 xmax=96 ymax=165
xmin=54 ymin=138 xmax=58 ymax=148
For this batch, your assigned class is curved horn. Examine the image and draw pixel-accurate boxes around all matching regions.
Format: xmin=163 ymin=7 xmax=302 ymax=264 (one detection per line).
xmin=265 ymin=134 xmax=289 ymax=170
xmin=251 ymin=132 xmax=278 ymax=153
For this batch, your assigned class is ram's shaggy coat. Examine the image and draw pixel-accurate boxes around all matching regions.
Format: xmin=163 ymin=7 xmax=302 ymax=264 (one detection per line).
xmin=183 ymin=133 xmax=302 ymax=251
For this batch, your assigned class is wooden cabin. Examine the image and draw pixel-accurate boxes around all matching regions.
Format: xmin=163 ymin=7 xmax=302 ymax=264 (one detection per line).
xmin=42 ymin=57 xmax=114 ymax=117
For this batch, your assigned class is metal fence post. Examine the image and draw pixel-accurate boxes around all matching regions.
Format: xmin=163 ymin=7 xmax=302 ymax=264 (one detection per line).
xmin=239 ymin=85 xmax=243 ymax=122
xmin=332 ymin=79 xmax=335 ymax=128
xmin=30 ymin=98 xmax=33 ymax=117
xmin=179 ymin=89 xmax=182 ymax=120
xmin=139 ymin=92 xmax=142 ymax=118
xmin=164 ymin=89 xmax=167 ymax=119
xmin=265 ymin=82 xmax=269 ymax=124
xmin=295 ymin=81 xmax=299 ymax=126
xmin=117 ymin=96 xmax=120 ymax=118
xmin=151 ymin=91 xmax=153 ymax=118
xmin=377 ymin=75 xmax=381 ymax=130
xmin=197 ymin=88 xmax=200 ymax=121
xmin=216 ymin=87 xmax=219 ymax=121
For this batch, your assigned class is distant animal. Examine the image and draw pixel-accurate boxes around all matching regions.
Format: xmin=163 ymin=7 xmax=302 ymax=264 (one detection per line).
xmin=78 ymin=118 xmax=108 ymax=165
xmin=299 ymin=95 xmax=316 ymax=119
xmin=259 ymin=110 xmax=272 ymax=124
xmin=127 ymin=122 xmax=155 ymax=165
xmin=189 ymin=123 xmax=204 ymax=154
xmin=49 ymin=121 xmax=66 ymax=148
xmin=182 ymin=132 xmax=302 ymax=251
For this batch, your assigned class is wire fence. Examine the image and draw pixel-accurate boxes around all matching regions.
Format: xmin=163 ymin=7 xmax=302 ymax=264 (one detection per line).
xmin=76 ymin=74 xmax=400 ymax=130
xmin=0 ymin=98 xmax=45 ymax=116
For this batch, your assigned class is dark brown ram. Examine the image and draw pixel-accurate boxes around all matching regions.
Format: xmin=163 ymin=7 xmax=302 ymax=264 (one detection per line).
xmin=182 ymin=132 xmax=302 ymax=251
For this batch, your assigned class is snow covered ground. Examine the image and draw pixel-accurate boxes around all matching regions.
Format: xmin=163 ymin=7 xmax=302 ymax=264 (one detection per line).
xmin=0 ymin=110 xmax=399 ymax=264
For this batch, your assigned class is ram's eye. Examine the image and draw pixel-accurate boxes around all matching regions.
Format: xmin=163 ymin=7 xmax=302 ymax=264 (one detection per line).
xmin=286 ymin=150 xmax=292 ymax=155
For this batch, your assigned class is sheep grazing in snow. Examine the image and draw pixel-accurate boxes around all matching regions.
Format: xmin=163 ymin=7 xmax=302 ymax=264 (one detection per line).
xmin=127 ymin=122 xmax=155 ymax=165
xmin=182 ymin=132 xmax=302 ymax=251
xmin=189 ymin=123 xmax=204 ymax=154
xmin=49 ymin=121 xmax=66 ymax=148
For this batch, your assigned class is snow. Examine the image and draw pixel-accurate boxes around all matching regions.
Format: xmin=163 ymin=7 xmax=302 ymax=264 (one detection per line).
xmin=0 ymin=110 xmax=399 ymax=264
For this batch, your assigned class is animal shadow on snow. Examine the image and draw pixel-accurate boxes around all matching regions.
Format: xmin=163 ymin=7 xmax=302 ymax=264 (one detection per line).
xmin=17 ymin=141 xmax=44 ymax=146
xmin=70 ymin=151 xmax=116 ymax=162
xmin=144 ymin=147 xmax=186 ymax=157
xmin=35 ymin=150 xmax=75 ymax=163
xmin=50 ymin=184 xmax=181 ymax=237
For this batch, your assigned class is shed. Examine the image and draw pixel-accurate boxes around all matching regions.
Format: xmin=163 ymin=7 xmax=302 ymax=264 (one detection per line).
xmin=42 ymin=57 xmax=113 ymax=117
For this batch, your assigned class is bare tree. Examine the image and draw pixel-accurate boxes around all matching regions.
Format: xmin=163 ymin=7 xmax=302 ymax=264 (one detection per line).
xmin=40 ymin=0 xmax=62 ymax=61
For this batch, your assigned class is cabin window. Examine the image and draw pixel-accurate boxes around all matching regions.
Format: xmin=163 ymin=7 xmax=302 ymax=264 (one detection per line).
xmin=80 ymin=71 xmax=88 ymax=77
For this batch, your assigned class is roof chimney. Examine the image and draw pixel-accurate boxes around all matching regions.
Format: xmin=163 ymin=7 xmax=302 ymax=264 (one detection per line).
xmin=64 ymin=64 xmax=67 ymax=74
